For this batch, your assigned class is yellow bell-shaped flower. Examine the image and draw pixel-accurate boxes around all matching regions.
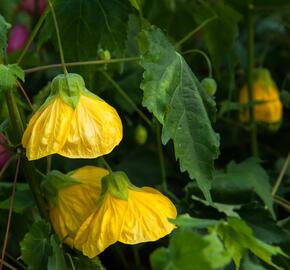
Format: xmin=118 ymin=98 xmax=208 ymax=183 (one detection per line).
xmin=42 ymin=166 xmax=109 ymax=247
xmin=239 ymin=68 xmax=282 ymax=124
xmin=22 ymin=73 xmax=123 ymax=160
xmin=74 ymin=171 xmax=177 ymax=258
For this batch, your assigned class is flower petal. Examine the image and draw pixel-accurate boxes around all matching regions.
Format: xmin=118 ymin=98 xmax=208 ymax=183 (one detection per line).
xmin=22 ymin=97 xmax=74 ymax=160
xmin=59 ymin=94 xmax=123 ymax=158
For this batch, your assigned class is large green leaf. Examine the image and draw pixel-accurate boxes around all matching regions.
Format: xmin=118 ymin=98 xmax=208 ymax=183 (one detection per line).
xmin=213 ymin=158 xmax=275 ymax=218
xmin=139 ymin=28 xmax=220 ymax=201
xmin=20 ymin=220 xmax=51 ymax=270
xmin=41 ymin=0 xmax=130 ymax=60
xmin=150 ymin=229 xmax=231 ymax=270
xmin=171 ymin=214 xmax=219 ymax=229
xmin=216 ymin=217 xmax=286 ymax=270
xmin=0 ymin=15 xmax=10 ymax=59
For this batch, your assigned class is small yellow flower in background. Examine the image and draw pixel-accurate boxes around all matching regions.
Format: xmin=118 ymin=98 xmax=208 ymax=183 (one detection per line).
xmin=22 ymin=73 xmax=123 ymax=160
xmin=42 ymin=166 xmax=109 ymax=247
xmin=74 ymin=171 xmax=177 ymax=258
xmin=239 ymin=68 xmax=282 ymax=124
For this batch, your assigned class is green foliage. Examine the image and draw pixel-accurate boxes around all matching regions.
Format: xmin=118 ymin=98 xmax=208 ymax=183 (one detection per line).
xmin=69 ymin=254 xmax=105 ymax=270
xmin=150 ymin=229 xmax=231 ymax=270
xmin=213 ymin=159 xmax=275 ymax=218
xmin=20 ymin=220 xmax=51 ymax=270
xmin=0 ymin=64 xmax=24 ymax=92
xmin=216 ymin=217 xmax=287 ymax=269
xmin=139 ymin=27 xmax=220 ymax=201
xmin=47 ymin=235 xmax=67 ymax=270
xmin=41 ymin=0 xmax=130 ymax=59
xmin=191 ymin=2 xmax=242 ymax=68
xmin=0 ymin=14 xmax=10 ymax=59
xmin=171 ymin=214 xmax=219 ymax=229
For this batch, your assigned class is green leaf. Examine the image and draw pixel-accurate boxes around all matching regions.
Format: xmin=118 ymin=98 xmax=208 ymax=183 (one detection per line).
xmin=70 ymin=254 xmax=105 ymax=270
xmin=192 ymin=195 xmax=242 ymax=217
xmin=242 ymin=257 xmax=266 ymax=270
xmin=218 ymin=100 xmax=242 ymax=117
xmin=150 ymin=229 xmax=231 ymax=270
xmin=0 ymin=15 xmax=10 ymax=59
xmin=0 ymin=189 xmax=34 ymax=214
xmin=216 ymin=217 xmax=287 ymax=270
xmin=41 ymin=0 xmax=130 ymax=59
xmin=0 ymin=64 xmax=24 ymax=92
xmin=139 ymin=27 xmax=220 ymax=201
xmin=191 ymin=2 xmax=242 ymax=67
xmin=48 ymin=235 xmax=67 ymax=270
xmin=171 ymin=214 xmax=219 ymax=229
xmin=20 ymin=220 xmax=51 ymax=270
xmin=213 ymin=158 xmax=275 ymax=218
xmin=129 ymin=0 xmax=142 ymax=11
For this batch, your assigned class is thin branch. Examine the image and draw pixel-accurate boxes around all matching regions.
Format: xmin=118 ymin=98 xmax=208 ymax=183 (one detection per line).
xmin=0 ymin=259 xmax=17 ymax=270
xmin=24 ymin=57 xmax=140 ymax=74
xmin=274 ymin=195 xmax=290 ymax=212
xmin=16 ymin=81 xmax=34 ymax=112
xmin=0 ymin=156 xmax=15 ymax=179
xmin=272 ymin=152 xmax=290 ymax=196
xmin=0 ymin=157 xmax=20 ymax=270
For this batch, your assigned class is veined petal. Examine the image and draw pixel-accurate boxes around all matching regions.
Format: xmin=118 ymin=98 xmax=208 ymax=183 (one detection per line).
xmin=49 ymin=166 xmax=108 ymax=247
xmin=59 ymin=94 xmax=123 ymax=158
xmin=74 ymin=186 xmax=177 ymax=257
xmin=74 ymin=194 xmax=128 ymax=257
xmin=120 ymin=187 xmax=177 ymax=244
xmin=22 ymin=97 xmax=74 ymax=160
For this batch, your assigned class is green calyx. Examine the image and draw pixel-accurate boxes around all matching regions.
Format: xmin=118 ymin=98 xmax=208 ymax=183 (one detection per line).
xmin=50 ymin=73 xmax=85 ymax=109
xmin=41 ymin=170 xmax=80 ymax=205
xmin=100 ymin=171 xmax=133 ymax=201
xmin=253 ymin=68 xmax=276 ymax=89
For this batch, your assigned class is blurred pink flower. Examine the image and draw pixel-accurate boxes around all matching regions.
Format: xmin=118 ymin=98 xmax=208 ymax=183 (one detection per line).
xmin=7 ymin=24 xmax=29 ymax=53
xmin=19 ymin=0 xmax=47 ymax=15
xmin=0 ymin=134 xmax=10 ymax=169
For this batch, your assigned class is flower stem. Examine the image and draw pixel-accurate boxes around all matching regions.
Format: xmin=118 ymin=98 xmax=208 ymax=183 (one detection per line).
xmin=24 ymin=57 xmax=140 ymax=74
xmin=247 ymin=1 xmax=259 ymax=157
xmin=17 ymin=5 xmax=51 ymax=64
xmin=175 ymin=16 xmax=217 ymax=48
xmin=182 ymin=49 xmax=213 ymax=77
xmin=47 ymin=0 xmax=68 ymax=75
xmin=99 ymin=157 xmax=112 ymax=173
xmin=156 ymin=122 xmax=167 ymax=192
xmin=100 ymin=70 xmax=153 ymax=127
xmin=5 ymin=90 xmax=49 ymax=220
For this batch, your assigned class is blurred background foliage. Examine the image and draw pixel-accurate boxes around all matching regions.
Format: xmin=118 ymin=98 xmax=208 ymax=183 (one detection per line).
xmin=0 ymin=0 xmax=290 ymax=269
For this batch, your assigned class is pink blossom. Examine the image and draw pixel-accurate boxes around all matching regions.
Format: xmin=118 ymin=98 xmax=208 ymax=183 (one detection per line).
xmin=7 ymin=24 xmax=29 ymax=53
xmin=0 ymin=134 xmax=10 ymax=169
xmin=19 ymin=0 xmax=47 ymax=15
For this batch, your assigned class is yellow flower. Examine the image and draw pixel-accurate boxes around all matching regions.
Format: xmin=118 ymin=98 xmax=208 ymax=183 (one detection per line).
xmin=239 ymin=68 xmax=282 ymax=124
xmin=42 ymin=166 xmax=109 ymax=247
xmin=74 ymin=171 xmax=177 ymax=258
xmin=22 ymin=73 xmax=123 ymax=160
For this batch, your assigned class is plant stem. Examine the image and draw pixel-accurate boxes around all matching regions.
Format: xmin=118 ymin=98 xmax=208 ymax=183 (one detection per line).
xmin=99 ymin=156 xmax=112 ymax=173
xmin=16 ymin=81 xmax=34 ymax=111
xmin=0 ymin=157 xmax=20 ymax=270
xmin=24 ymin=57 xmax=140 ymax=74
xmin=100 ymin=70 xmax=153 ymax=127
xmin=5 ymin=90 xmax=49 ymax=220
xmin=182 ymin=49 xmax=213 ymax=77
xmin=175 ymin=16 xmax=217 ymax=48
xmin=48 ymin=0 xmax=68 ymax=75
xmin=156 ymin=122 xmax=167 ymax=192
xmin=272 ymin=152 xmax=290 ymax=196
xmin=247 ymin=1 xmax=259 ymax=157
xmin=16 ymin=4 xmax=51 ymax=64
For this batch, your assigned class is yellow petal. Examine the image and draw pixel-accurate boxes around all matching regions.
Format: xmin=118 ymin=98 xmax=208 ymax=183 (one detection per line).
xmin=58 ymin=94 xmax=123 ymax=158
xmin=49 ymin=166 xmax=108 ymax=246
xmin=22 ymin=97 xmax=74 ymax=160
xmin=74 ymin=187 xmax=177 ymax=257
xmin=74 ymin=194 xmax=127 ymax=257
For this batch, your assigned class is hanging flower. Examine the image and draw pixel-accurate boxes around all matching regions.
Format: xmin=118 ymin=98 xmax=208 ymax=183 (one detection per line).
xmin=74 ymin=171 xmax=177 ymax=258
xmin=22 ymin=73 xmax=123 ymax=160
xmin=239 ymin=68 xmax=282 ymax=125
xmin=42 ymin=166 xmax=109 ymax=247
